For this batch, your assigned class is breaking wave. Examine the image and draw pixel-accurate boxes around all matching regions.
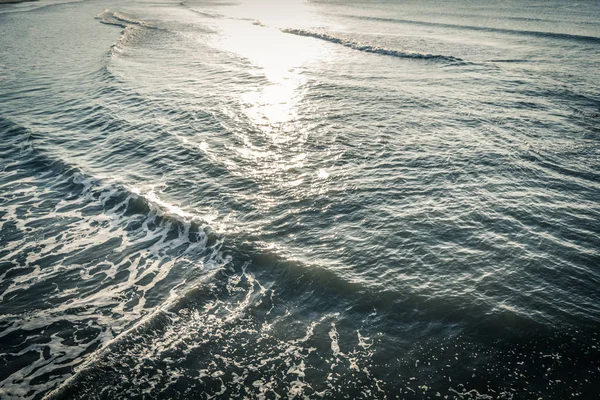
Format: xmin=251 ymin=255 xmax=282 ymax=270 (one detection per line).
xmin=95 ymin=9 xmax=159 ymax=30
xmin=281 ymin=28 xmax=465 ymax=64
xmin=0 ymin=117 xmax=229 ymax=398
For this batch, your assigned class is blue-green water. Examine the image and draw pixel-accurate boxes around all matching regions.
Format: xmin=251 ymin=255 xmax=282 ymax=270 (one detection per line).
xmin=1 ymin=0 xmax=599 ymax=398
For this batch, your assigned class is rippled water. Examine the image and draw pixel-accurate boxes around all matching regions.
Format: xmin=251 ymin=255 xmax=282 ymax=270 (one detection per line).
xmin=1 ymin=0 xmax=599 ymax=398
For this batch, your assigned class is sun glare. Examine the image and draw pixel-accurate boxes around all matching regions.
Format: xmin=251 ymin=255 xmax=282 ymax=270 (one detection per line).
xmin=211 ymin=0 xmax=328 ymax=131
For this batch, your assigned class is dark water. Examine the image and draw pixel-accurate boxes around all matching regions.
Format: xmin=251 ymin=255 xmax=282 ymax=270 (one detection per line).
xmin=1 ymin=0 xmax=599 ymax=398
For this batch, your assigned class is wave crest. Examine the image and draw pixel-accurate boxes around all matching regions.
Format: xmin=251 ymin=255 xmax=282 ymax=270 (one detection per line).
xmin=281 ymin=28 xmax=465 ymax=64
xmin=95 ymin=9 xmax=158 ymax=30
xmin=0 ymin=117 xmax=228 ymax=397
xmin=344 ymin=14 xmax=600 ymax=44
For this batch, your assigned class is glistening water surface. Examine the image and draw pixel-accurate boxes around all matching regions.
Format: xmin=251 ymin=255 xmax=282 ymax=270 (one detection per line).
xmin=0 ymin=0 xmax=599 ymax=398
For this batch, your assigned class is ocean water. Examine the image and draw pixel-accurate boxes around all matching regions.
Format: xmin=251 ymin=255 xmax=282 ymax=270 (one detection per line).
xmin=0 ymin=0 xmax=599 ymax=398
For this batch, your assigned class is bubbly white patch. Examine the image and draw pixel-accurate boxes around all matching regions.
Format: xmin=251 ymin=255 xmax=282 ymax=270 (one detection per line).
xmin=0 ymin=154 xmax=229 ymax=398
xmin=329 ymin=323 xmax=341 ymax=357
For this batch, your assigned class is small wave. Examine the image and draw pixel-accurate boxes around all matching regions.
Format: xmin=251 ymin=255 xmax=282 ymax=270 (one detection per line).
xmin=180 ymin=1 xmax=256 ymax=21
xmin=281 ymin=28 xmax=464 ymax=64
xmin=95 ymin=9 xmax=159 ymax=30
xmin=95 ymin=10 xmax=159 ymax=57
xmin=343 ymin=14 xmax=600 ymax=44
xmin=488 ymin=59 xmax=531 ymax=63
xmin=186 ymin=7 xmax=224 ymax=19
xmin=0 ymin=0 xmax=82 ymax=15
xmin=0 ymin=117 xmax=220 ymax=242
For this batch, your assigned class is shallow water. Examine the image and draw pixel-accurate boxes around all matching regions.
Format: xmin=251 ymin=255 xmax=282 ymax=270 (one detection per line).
xmin=1 ymin=0 xmax=599 ymax=398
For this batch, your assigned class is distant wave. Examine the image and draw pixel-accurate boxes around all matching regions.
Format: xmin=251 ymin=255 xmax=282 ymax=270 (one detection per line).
xmin=95 ymin=10 xmax=161 ymax=57
xmin=343 ymin=14 xmax=600 ymax=44
xmin=181 ymin=2 xmax=255 ymax=21
xmin=185 ymin=7 xmax=223 ymax=19
xmin=488 ymin=59 xmax=531 ymax=63
xmin=96 ymin=9 xmax=159 ymax=30
xmin=0 ymin=0 xmax=82 ymax=15
xmin=281 ymin=28 xmax=464 ymax=63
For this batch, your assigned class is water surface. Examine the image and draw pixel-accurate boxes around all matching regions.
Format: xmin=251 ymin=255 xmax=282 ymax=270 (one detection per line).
xmin=1 ymin=0 xmax=599 ymax=398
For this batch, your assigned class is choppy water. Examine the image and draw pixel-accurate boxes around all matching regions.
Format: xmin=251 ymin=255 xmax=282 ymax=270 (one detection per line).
xmin=1 ymin=0 xmax=599 ymax=398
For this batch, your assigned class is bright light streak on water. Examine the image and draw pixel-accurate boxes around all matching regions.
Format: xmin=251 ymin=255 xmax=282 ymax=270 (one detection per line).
xmin=0 ymin=0 xmax=599 ymax=398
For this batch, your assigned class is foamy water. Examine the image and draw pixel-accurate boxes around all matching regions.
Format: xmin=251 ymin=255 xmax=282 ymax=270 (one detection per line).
xmin=1 ymin=0 xmax=599 ymax=398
